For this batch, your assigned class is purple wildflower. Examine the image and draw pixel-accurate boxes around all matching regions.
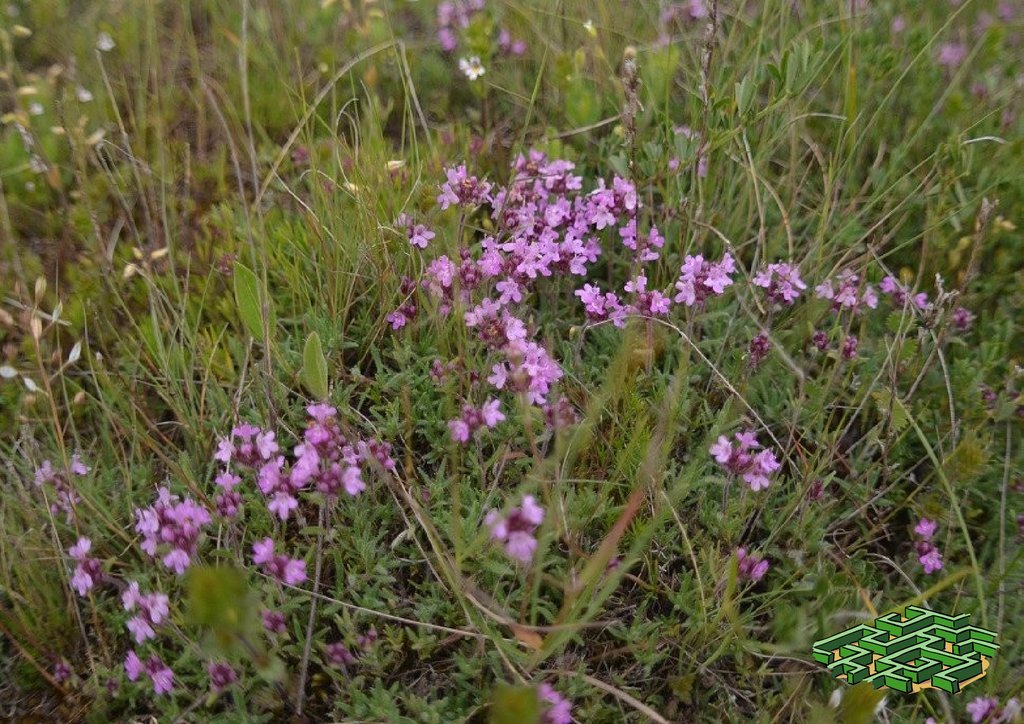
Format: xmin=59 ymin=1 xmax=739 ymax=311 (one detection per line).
xmin=674 ymin=253 xmax=736 ymax=307
xmin=207 ymin=662 xmax=237 ymax=691
xmin=753 ymin=262 xmax=806 ymax=305
xmin=736 ymin=547 xmax=770 ymax=582
xmin=815 ymin=270 xmax=878 ymax=314
xmin=709 ymin=430 xmax=781 ymax=491
xmin=437 ymin=164 xmax=492 ymax=210
xmin=539 ymin=683 xmax=573 ymax=724
xmin=69 ymin=537 xmax=101 ymax=596
xmin=252 ymin=538 xmax=307 ymax=586
xmin=134 ymin=487 xmax=211 ymax=574
xmin=122 ymin=581 xmax=170 ymax=644
xmin=485 ymin=495 xmax=545 ymax=562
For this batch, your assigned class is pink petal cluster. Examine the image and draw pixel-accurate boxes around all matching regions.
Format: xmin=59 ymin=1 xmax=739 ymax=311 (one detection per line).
xmin=964 ymin=696 xmax=1020 ymax=724
xmin=207 ymin=662 xmax=237 ymax=691
xmin=436 ymin=0 xmax=484 ymax=52
xmin=736 ymin=547 xmax=770 ymax=582
xmin=397 ymin=213 xmax=435 ymax=249
xmin=448 ymin=398 xmax=505 ymax=443
xmin=387 ymin=277 xmax=419 ymax=331
xmin=497 ymin=28 xmax=527 ymax=56
xmin=674 ymin=253 xmax=737 ymax=307
xmin=125 ymin=650 xmax=173 ymax=695
xmin=437 ymin=164 xmax=493 ymax=209
xmin=485 ymin=495 xmax=545 ymax=562
xmin=122 ymin=582 xmax=170 ymax=643
xmin=951 ymin=306 xmax=975 ymax=332
xmin=34 ymin=457 xmax=87 ymax=521
xmin=539 ymin=682 xmax=573 ymax=724
xmin=753 ymin=262 xmax=807 ymax=305
xmin=879 ymin=275 xmax=932 ymax=311
xmin=291 ymin=403 xmax=366 ymax=499
xmin=252 ymin=538 xmax=307 ymax=586
xmin=214 ymin=422 xmax=279 ymax=468
xmin=913 ymin=517 xmax=944 ymax=575
xmin=69 ymin=537 xmax=101 ymax=596
xmin=134 ymin=487 xmax=212 ymax=575
xmin=709 ymin=430 xmax=781 ymax=491
xmin=814 ymin=270 xmax=878 ymax=313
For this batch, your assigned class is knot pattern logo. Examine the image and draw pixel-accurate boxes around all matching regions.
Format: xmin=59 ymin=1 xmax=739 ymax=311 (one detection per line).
xmin=813 ymin=606 xmax=999 ymax=694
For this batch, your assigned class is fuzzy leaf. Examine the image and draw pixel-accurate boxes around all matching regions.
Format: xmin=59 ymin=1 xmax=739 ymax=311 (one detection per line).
xmin=233 ymin=261 xmax=271 ymax=342
xmin=302 ymin=331 xmax=329 ymax=400
xmin=489 ymin=684 xmax=541 ymax=724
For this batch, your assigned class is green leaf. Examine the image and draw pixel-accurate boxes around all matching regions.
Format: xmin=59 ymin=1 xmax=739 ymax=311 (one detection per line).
xmin=735 ymin=74 xmax=755 ymax=116
xmin=302 ymin=331 xmax=329 ymax=400
xmin=185 ymin=565 xmax=261 ymax=656
xmin=233 ymin=261 xmax=271 ymax=342
xmin=489 ymin=685 xmax=541 ymax=724
xmin=837 ymin=682 xmax=886 ymax=724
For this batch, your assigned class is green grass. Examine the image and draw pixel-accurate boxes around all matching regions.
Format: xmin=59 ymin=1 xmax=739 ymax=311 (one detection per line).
xmin=1 ymin=0 xmax=1022 ymax=721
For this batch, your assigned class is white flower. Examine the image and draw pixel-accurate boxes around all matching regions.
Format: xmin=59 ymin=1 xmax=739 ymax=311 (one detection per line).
xmin=28 ymin=102 xmax=43 ymax=116
xmin=458 ymin=56 xmax=485 ymax=81
xmin=76 ymin=86 xmax=93 ymax=103
xmin=96 ymin=32 xmax=115 ymax=52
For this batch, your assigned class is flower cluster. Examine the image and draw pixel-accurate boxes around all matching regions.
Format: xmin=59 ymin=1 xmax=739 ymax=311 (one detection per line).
xmin=125 ymin=650 xmax=173 ymax=695
xmin=437 ymin=164 xmax=492 ymax=209
xmin=34 ymin=454 xmax=89 ymax=521
xmin=709 ymin=430 xmax=781 ymax=491
xmin=253 ymin=538 xmax=307 ymax=586
xmin=448 ymin=398 xmax=505 ymax=443
xmin=539 ymin=683 xmax=573 ymax=724
xmin=397 ymin=213 xmax=435 ymax=250
xmin=735 ymin=547 xmax=770 ymax=582
xmin=814 ymin=270 xmax=878 ymax=314
xmin=965 ymin=695 xmax=1021 ymax=723
xmin=387 ymin=277 xmax=419 ymax=330
xmin=879 ymin=275 xmax=932 ymax=311
xmin=135 ymin=487 xmax=212 ymax=575
xmin=674 ymin=253 xmax=737 ymax=307
xmin=753 ymin=262 xmax=807 ymax=306
xmin=122 ymin=582 xmax=170 ymax=643
xmin=484 ymin=495 xmax=545 ymax=562
xmin=436 ymin=0 xmax=484 ymax=52
xmin=69 ymin=537 xmax=101 ymax=596
xmin=913 ymin=517 xmax=944 ymax=574
xmin=207 ymin=662 xmax=237 ymax=692
xmin=291 ymin=403 xmax=367 ymax=499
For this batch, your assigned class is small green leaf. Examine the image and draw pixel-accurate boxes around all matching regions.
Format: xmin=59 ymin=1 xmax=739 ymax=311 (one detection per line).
xmin=233 ymin=261 xmax=271 ymax=342
xmin=489 ymin=684 xmax=541 ymax=724
xmin=302 ymin=331 xmax=329 ymax=400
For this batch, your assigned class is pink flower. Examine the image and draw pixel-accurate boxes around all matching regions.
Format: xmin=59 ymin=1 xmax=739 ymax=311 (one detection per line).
xmin=437 ymin=164 xmax=492 ymax=209
xmin=710 ymin=431 xmax=781 ymax=491
xmin=252 ymin=538 xmax=307 ymax=585
xmin=448 ymin=399 xmax=505 ymax=444
xmin=937 ymin=42 xmax=967 ymax=70
xmin=485 ymin=495 xmax=545 ymax=562
xmin=124 ymin=650 xmax=144 ymax=681
xmin=919 ymin=547 xmax=944 ymax=574
xmin=145 ymin=656 xmax=173 ymax=695
xmin=69 ymin=537 xmax=101 ymax=596
xmin=674 ymin=253 xmax=736 ymax=307
xmin=207 ymin=662 xmax=237 ymax=691
xmin=815 ymin=270 xmax=877 ymax=314
xmin=753 ymin=262 xmax=806 ymax=305
xmin=736 ymin=547 xmax=770 ymax=582
xmin=539 ymin=683 xmax=573 ymax=724
xmin=966 ymin=696 xmax=998 ymax=723
xmin=134 ymin=488 xmax=211 ymax=575
xmin=914 ymin=518 xmax=938 ymax=540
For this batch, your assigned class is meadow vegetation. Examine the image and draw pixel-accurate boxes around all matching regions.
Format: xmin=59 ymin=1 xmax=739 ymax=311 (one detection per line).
xmin=0 ymin=0 xmax=1022 ymax=721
